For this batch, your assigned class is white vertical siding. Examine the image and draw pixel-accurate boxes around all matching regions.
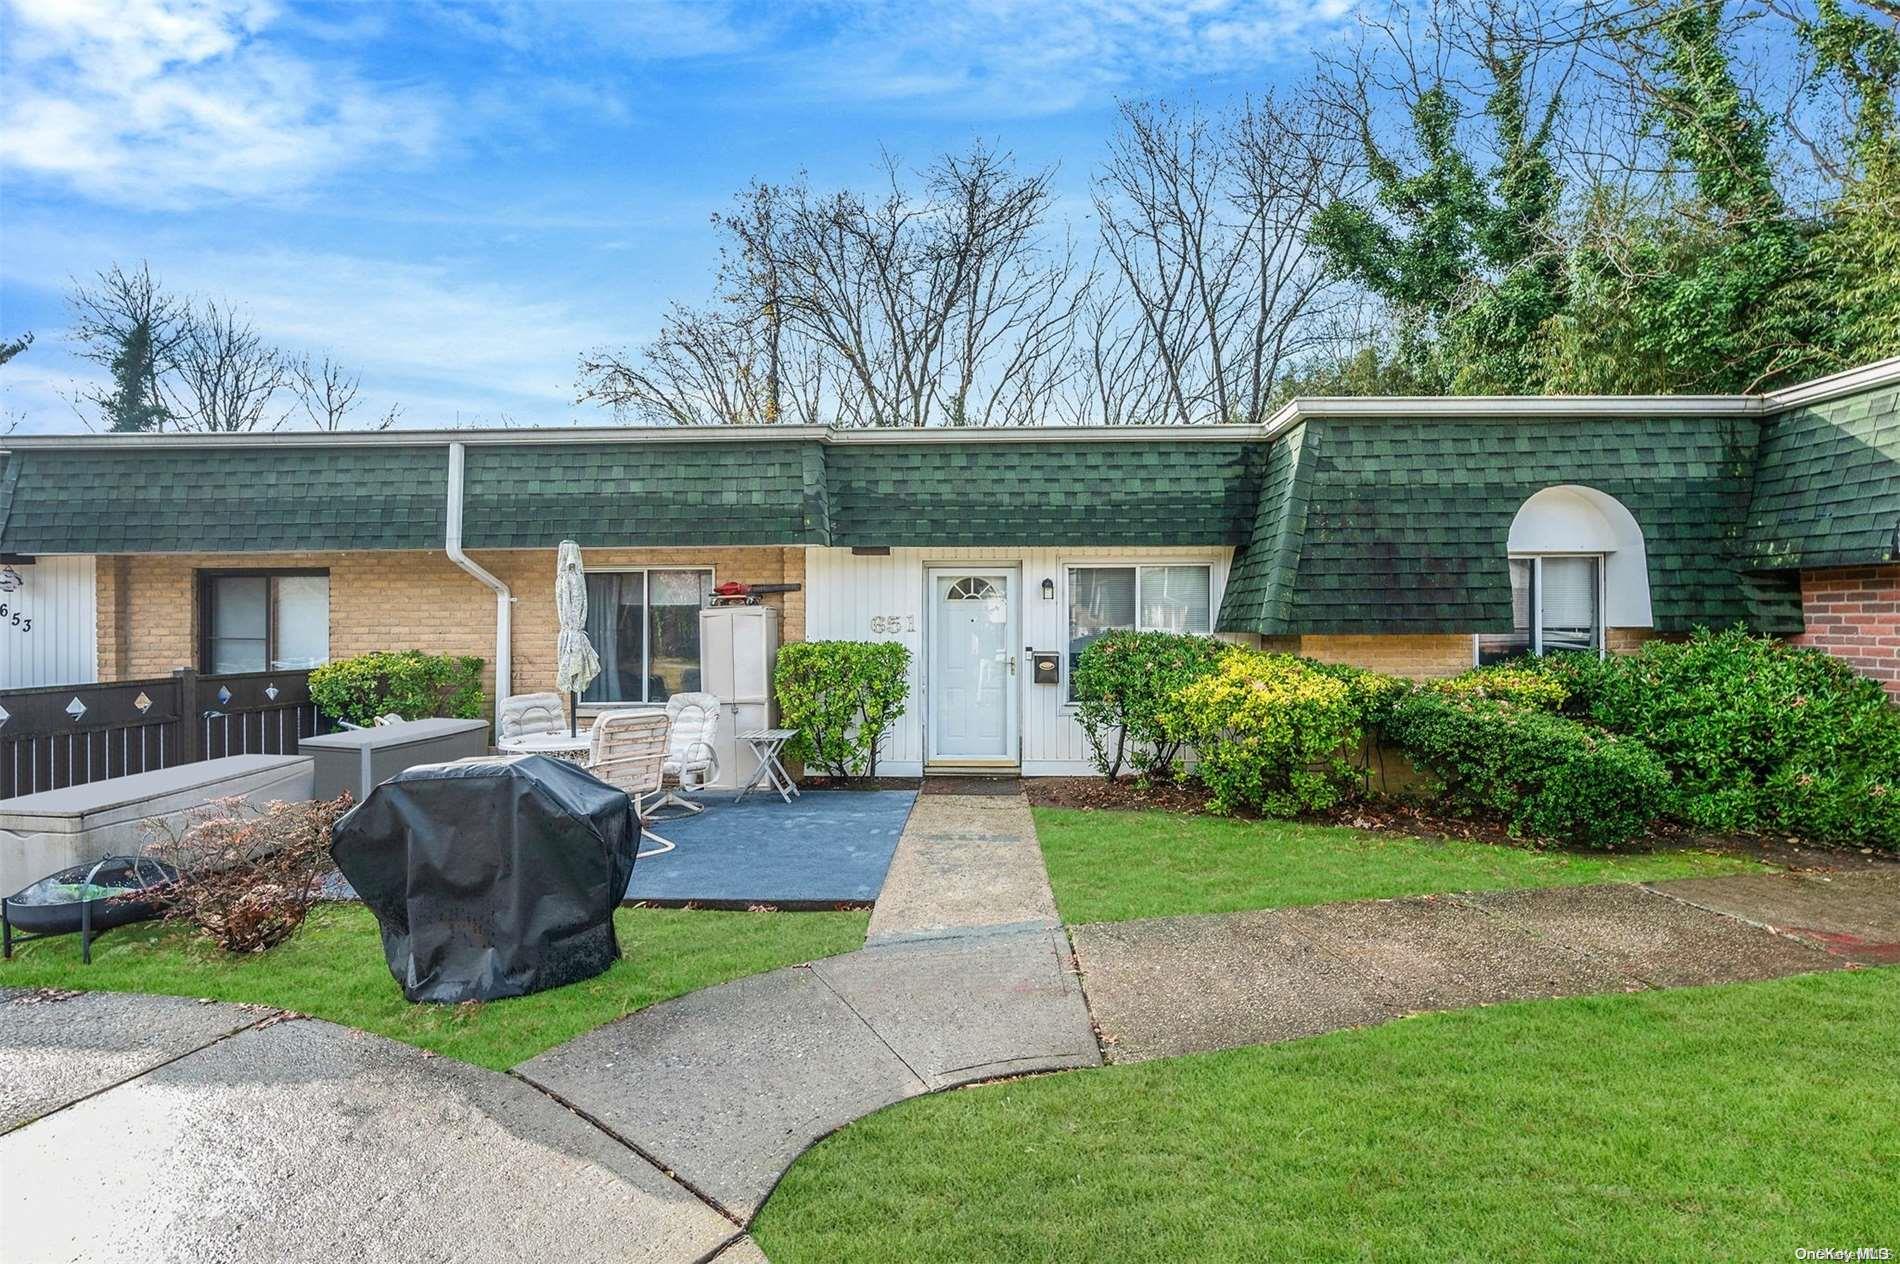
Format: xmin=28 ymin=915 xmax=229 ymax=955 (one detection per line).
xmin=803 ymin=546 xmax=1232 ymax=776
xmin=0 ymin=556 xmax=98 ymax=689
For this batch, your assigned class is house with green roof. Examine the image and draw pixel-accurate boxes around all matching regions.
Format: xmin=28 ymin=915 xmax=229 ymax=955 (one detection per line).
xmin=0 ymin=356 xmax=1893 ymax=776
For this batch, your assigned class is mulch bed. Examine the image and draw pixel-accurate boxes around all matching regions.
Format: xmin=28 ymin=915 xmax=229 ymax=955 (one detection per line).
xmin=1021 ymin=776 xmax=1898 ymax=873
xmin=795 ymin=776 xmax=925 ymax=792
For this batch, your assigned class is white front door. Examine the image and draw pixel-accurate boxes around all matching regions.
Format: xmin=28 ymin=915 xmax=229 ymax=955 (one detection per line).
xmin=927 ymin=569 xmax=1018 ymax=764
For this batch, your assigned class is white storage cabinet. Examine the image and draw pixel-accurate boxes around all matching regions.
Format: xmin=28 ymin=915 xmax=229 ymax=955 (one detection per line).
xmin=696 ymin=606 xmax=779 ymax=789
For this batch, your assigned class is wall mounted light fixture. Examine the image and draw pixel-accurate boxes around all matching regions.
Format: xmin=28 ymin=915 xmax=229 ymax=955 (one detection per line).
xmin=1041 ymin=577 xmax=1055 ymax=600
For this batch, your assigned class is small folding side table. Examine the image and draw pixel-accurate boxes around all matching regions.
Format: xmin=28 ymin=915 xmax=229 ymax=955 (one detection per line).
xmin=737 ymin=728 xmax=801 ymax=803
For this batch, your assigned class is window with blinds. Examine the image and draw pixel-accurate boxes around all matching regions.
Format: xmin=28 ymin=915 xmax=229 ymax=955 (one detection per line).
xmin=1067 ymin=564 xmax=1213 ymax=697
xmin=1476 ymin=555 xmax=1602 ymax=662
xmin=200 ymin=570 xmax=330 ymax=673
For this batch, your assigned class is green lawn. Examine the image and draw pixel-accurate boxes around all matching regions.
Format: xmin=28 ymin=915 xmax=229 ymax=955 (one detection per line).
xmin=0 ymin=903 xmax=868 ymax=1070
xmin=755 ymin=968 xmax=1899 ymax=1263
xmin=1035 ymin=807 xmax=1771 ymax=924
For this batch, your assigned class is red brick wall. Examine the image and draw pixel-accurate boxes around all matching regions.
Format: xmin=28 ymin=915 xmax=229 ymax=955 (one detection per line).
xmin=1790 ymin=565 xmax=1900 ymax=699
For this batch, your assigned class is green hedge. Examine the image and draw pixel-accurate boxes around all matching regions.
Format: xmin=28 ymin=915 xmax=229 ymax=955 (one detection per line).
xmin=775 ymin=640 xmax=911 ymax=780
xmin=308 ymin=650 xmax=486 ymax=727
xmin=1530 ymin=630 xmax=1899 ymax=850
xmin=1383 ymin=690 xmax=1672 ymax=848
xmin=1071 ymin=630 xmax=1227 ymax=780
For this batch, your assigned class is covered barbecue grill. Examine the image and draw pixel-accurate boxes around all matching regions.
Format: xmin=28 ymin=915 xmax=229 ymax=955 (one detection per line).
xmin=330 ymin=755 xmax=638 ymax=1003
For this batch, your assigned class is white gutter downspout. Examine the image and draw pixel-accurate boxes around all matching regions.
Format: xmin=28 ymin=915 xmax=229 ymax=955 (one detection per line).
xmin=446 ymin=442 xmax=511 ymax=718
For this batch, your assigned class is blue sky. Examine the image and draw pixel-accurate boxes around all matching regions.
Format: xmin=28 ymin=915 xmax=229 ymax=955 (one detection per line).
xmin=0 ymin=0 xmax=1354 ymax=432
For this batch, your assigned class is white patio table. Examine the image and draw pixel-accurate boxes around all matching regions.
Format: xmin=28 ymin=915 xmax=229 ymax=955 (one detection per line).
xmin=736 ymin=728 xmax=801 ymax=804
xmin=496 ymin=732 xmax=592 ymax=763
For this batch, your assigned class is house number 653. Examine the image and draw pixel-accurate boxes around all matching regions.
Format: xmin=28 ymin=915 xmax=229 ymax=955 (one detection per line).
xmin=0 ymin=603 xmax=32 ymax=633
xmin=868 ymin=614 xmax=916 ymax=635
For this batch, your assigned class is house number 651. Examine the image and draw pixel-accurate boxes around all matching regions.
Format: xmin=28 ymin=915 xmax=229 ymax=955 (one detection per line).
xmin=868 ymin=614 xmax=916 ymax=635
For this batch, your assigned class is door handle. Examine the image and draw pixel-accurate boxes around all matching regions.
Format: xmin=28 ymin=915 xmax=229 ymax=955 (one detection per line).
xmin=1008 ymin=654 xmax=1017 ymax=676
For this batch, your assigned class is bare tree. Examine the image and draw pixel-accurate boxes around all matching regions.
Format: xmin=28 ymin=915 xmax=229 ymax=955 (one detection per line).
xmin=1090 ymin=91 xmax=1354 ymax=425
xmin=291 ymin=352 xmax=394 ymax=430
xmin=579 ymin=143 xmax=1085 ymax=427
xmin=165 ymin=299 xmax=294 ymax=432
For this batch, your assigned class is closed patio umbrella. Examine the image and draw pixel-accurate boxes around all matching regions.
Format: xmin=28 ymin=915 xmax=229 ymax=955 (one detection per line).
xmin=555 ymin=540 xmax=601 ymax=737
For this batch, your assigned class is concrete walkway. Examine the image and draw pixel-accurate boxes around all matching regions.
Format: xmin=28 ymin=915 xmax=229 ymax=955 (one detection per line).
xmin=516 ymin=791 xmax=1097 ymax=1223
xmin=864 ymin=789 xmax=1059 ymax=942
xmin=1073 ymin=869 xmax=1898 ymax=1062
xmin=0 ymin=992 xmax=741 ymax=1264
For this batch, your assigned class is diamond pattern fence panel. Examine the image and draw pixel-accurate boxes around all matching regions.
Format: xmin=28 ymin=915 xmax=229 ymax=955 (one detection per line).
xmin=0 ymin=668 xmax=328 ymax=800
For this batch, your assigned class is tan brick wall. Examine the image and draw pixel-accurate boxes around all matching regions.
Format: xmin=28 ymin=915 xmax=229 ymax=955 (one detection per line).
xmin=1605 ymin=627 xmax=1670 ymax=655
xmin=95 ymin=547 xmax=807 ymax=701
xmin=1293 ymin=634 xmax=1474 ymax=679
xmin=1790 ymin=564 xmax=1900 ymax=699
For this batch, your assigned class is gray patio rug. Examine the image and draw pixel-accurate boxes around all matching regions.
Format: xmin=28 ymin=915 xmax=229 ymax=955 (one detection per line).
xmin=627 ymin=789 xmax=916 ymax=909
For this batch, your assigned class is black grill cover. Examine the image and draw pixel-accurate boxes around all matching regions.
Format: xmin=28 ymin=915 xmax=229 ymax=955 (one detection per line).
xmin=331 ymin=755 xmax=638 ymax=1003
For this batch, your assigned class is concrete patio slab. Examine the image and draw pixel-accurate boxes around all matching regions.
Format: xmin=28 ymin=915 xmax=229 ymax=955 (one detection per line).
xmin=810 ymin=928 xmax=1100 ymax=1088
xmin=709 ymin=1237 xmax=772 ymax=1263
xmin=628 ymin=789 xmax=916 ymax=909
xmin=867 ymin=793 xmax=1058 ymax=941
xmin=1283 ymin=895 xmax=1635 ymax=1010
xmin=0 ymin=1017 xmax=737 ymax=1264
xmin=1071 ymin=911 xmax=1406 ymax=1062
xmin=0 ymin=989 xmax=266 ymax=1132
xmin=1647 ymin=870 xmax=1900 ymax=964
xmin=515 ymin=962 xmax=926 ymax=1221
xmin=1458 ymin=883 xmax=1842 ymax=985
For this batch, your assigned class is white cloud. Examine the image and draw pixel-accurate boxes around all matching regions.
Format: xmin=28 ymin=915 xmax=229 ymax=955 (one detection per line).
xmin=0 ymin=0 xmax=438 ymax=207
xmin=737 ymin=0 xmax=1358 ymax=116
xmin=423 ymin=0 xmax=762 ymax=60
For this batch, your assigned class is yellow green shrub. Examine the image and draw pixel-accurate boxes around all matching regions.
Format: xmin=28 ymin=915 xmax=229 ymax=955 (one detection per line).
xmin=1162 ymin=649 xmax=1367 ymax=817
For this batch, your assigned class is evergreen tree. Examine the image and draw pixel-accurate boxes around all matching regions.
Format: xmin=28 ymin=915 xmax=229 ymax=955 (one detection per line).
xmin=1805 ymin=0 xmax=1900 ymax=365
xmin=101 ymin=318 xmax=169 ymax=432
xmin=1607 ymin=0 xmax=1817 ymax=390
xmin=1308 ymin=54 xmax=1565 ymax=393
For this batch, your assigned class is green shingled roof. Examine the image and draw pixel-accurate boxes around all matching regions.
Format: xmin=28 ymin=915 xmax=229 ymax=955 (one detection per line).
xmin=1216 ymin=413 xmax=1802 ymax=636
xmin=460 ymin=441 xmax=828 ymax=548
xmin=1215 ymin=425 xmax=1310 ymax=634
xmin=0 ymin=446 xmax=448 ymax=553
xmin=1743 ymin=380 xmax=1899 ymax=570
xmin=823 ymin=441 xmax=1257 ymax=548
xmin=1 ymin=368 xmax=1889 ymax=638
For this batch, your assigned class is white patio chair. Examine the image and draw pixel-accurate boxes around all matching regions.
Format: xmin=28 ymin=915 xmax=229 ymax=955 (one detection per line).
xmin=496 ymin=691 xmax=566 ymax=746
xmin=586 ymin=709 xmax=677 ymax=858
xmin=651 ymin=692 xmax=721 ymax=819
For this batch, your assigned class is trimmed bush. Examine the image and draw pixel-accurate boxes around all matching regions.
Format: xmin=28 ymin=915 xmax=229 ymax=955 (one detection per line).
xmin=1535 ymin=630 xmax=1899 ymax=850
xmin=1071 ymin=631 xmax=1227 ymax=779
xmin=1160 ymin=649 xmax=1368 ymax=817
xmin=775 ymin=640 xmax=911 ymax=780
xmin=1383 ymin=691 xmax=1672 ymax=847
xmin=309 ymin=650 xmax=486 ymax=727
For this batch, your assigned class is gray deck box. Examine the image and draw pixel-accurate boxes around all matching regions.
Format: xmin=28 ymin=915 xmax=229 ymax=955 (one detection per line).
xmin=0 ymin=754 xmax=315 ymax=894
xmin=298 ymin=718 xmax=491 ymax=805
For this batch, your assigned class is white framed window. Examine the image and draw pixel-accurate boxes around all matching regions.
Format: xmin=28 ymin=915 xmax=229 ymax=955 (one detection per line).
xmin=200 ymin=570 xmax=330 ymax=673
xmin=1476 ymin=555 xmax=1604 ymax=664
xmin=1065 ymin=563 xmax=1213 ymax=699
xmin=581 ymin=568 xmax=714 ymax=703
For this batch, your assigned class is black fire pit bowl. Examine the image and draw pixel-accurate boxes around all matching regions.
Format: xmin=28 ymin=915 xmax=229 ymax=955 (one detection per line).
xmin=3 ymin=856 xmax=179 ymax=964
